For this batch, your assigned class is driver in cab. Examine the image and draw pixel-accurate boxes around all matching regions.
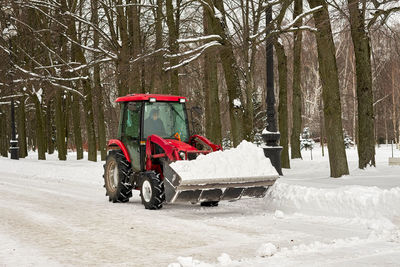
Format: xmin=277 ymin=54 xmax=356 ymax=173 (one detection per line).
xmin=144 ymin=108 xmax=166 ymax=137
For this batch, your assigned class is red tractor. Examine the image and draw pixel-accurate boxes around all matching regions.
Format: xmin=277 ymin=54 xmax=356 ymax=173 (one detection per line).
xmin=103 ymin=94 xmax=277 ymax=209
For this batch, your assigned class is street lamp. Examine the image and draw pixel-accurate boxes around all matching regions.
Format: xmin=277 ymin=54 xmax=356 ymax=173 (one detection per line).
xmin=262 ymin=6 xmax=282 ymax=175
xmin=2 ymin=5 xmax=19 ymax=160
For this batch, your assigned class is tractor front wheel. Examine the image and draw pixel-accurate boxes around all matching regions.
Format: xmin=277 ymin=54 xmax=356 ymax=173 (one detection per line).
xmin=103 ymin=150 xmax=132 ymax=203
xmin=140 ymin=172 xmax=165 ymax=210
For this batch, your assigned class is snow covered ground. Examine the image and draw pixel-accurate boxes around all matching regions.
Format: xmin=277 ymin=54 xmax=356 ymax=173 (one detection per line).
xmin=0 ymin=144 xmax=399 ymax=266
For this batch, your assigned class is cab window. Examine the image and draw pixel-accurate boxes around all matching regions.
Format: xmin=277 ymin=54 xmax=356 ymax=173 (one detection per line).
xmin=124 ymin=102 xmax=141 ymax=139
xmin=144 ymin=102 xmax=189 ymax=141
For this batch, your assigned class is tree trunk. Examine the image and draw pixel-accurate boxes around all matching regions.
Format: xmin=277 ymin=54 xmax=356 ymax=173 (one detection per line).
xmin=68 ymin=12 xmax=97 ymax=162
xmin=92 ymin=0 xmax=107 ymax=160
xmin=153 ymin=0 xmax=167 ymax=94
xmin=42 ymin=105 xmax=48 ymax=154
xmin=0 ymin=111 xmax=8 ymax=157
xmin=55 ymin=91 xmax=67 ymax=160
xmin=166 ymin=0 xmax=179 ymax=95
xmin=46 ymin=99 xmax=54 ymax=154
xmin=33 ymin=95 xmax=46 ymax=160
xmin=308 ymin=0 xmax=349 ymax=177
xmin=291 ymin=0 xmax=303 ymax=159
xmin=82 ymin=79 xmax=97 ymax=162
xmin=127 ymin=0 xmax=142 ymax=92
xmin=203 ymin=8 xmax=222 ymax=145
xmin=319 ymin=96 xmax=325 ymax=157
xmin=242 ymin=0 xmax=254 ymax=141
xmin=116 ymin=0 xmax=130 ymax=96
xmin=17 ymin=96 xmax=28 ymax=158
xmin=347 ymin=0 xmax=376 ymax=168
xmin=94 ymin=74 xmax=107 ymax=160
xmin=205 ymin=0 xmax=244 ymax=146
xmin=275 ymin=41 xmax=290 ymax=168
xmin=64 ymin=95 xmax=70 ymax=152
xmin=71 ymin=95 xmax=83 ymax=160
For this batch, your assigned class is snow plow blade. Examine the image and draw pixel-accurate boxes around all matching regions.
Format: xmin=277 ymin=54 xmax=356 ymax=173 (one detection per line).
xmin=162 ymin=161 xmax=279 ymax=203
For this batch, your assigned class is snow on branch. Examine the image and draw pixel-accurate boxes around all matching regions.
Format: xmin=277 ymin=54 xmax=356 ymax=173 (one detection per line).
xmin=67 ymin=58 xmax=113 ymax=72
xmin=165 ymin=41 xmax=221 ymax=59
xmin=250 ymin=5 xmax=322 ymax=41
xmin=0 ymin=94 xmax=24 ymax=100
xmin=22 ymin=3 xmax=67 ymax=29
xmin=273 ymin=25 xmax=318 ymax=34
xmin=368 ymin=5 xmax=400 ymax=28
xmin=64 ymin=11 xmax=114 ymax=47
xmin=13 ymin=78 xmax=42 ymax=83
xmin=30 ymin=0 xmax=60 ymax=9
xmin=15 ymin=64 xmax=88 ymax=82
xmin=59 ymin=32 xmax=116 ymax=59
xmin=116 ymin=3 xmax=157 ymax=8
xmin=35 ymin=62 xmax=81 ymax=70
xmin=48 ymin=80 xmax=84 ymax=98
xmin=177 ymin=35 xmax=221 ymax=44
xmin=12 ymin=64 xmax=85 ymax=98
xmin=164 ymin=42 xmax=221 ymax=72
xmin=285 ymin=6 xmax=323 ymax=30
xmin=130 ymin=48 xmax=169 ymax=64
xmin=12 ymin=17 xmax=79 ymax=74
xmin=164 ymin=53 xmax=203 ymax=72
xmin=262 ymin=0 xmax=282 ymax=8
xmin=374 ymin=94 xmax=391 ymax=106
xmin=197 ymin=0 xmax=213 ymax=14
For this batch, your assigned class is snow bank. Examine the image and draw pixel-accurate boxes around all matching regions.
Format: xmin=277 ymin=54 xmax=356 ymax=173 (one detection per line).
xmin=168 ymin=256 xmax=213 ymax=267
xmin=217 ymin=253 xmax=232 ymax=265
xmin=256 ymin=243 xmax=277 ymax=257
xmin=266 ymin=181 xmax=400 ymax=222
xmin=169 ymin=140 xmax=278 ymax=181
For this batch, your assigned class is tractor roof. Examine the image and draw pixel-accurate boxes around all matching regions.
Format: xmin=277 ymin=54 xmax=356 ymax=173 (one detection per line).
xmin=116 ymin=94 xmax=187 ymax=103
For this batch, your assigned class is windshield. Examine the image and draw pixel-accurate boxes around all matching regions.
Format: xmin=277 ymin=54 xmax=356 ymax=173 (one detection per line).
xmin=143 ymin=102 xmax=189 ymax=142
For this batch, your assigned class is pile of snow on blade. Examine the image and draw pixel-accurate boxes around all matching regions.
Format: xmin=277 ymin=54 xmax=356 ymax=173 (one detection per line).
xmin=267 ymin=182 xmax=400 ymax=222
xmin=170 ymin=140 xmax=278 ymax=181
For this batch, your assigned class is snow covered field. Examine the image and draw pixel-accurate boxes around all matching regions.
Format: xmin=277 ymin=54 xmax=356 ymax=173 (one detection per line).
xmin=0 ymin=144 xmax=399 ymax=266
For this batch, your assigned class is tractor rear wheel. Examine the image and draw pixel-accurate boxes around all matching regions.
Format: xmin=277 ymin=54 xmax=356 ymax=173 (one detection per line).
xmin=140 ymin=172 xmax=165 ymax=210
xmin=103 ymin=150 xmax=133 ymax=203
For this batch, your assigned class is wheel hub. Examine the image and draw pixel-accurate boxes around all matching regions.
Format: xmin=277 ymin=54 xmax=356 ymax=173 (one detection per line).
xmin=107 ymin=161 xmax=119 ymax=190
xmin=142 ymin=180 xmax=152 ymax=202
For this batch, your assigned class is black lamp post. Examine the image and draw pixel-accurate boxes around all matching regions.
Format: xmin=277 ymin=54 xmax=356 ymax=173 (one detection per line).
xmin=10 ymin=97 xmax=18 ymax=159
xmin=262 ymin=6 xmax=282 ymax=175
xmin=2 ymin=5 xmax=19 ymax=159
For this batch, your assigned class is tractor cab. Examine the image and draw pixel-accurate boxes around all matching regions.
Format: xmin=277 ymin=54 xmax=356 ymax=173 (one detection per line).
xmin=115 ymin=94 xmax=192 ymax=172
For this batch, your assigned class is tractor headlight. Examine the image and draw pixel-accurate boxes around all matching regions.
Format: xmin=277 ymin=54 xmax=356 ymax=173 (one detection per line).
xmin=179 ymin=98 xmax=186 ymax=103
xmin=179 ymin=151 xmax=186 ymax=160
xmin=149 ymin=97 xmax=156 ymax=103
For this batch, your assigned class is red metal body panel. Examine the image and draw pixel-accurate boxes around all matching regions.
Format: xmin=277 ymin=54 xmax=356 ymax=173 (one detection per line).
xmin=145 ymin=135 xmax=180 ymax=171
xmin=165 ymin=139 xmax=198 ymax=151
xmin=116 ymin=94 xmax=187 ymax=103
xmin=145 ymin=135 xmax=221 ymax=172
xmin=107 ymin=139 xmax=131 ymax=163
xmin=189 ymin=135 xmax=222 ymax=151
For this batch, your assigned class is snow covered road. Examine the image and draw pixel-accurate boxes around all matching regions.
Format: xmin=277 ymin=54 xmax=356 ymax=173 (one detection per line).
xmin=0 ymin=146 xmax=399 ymax=266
